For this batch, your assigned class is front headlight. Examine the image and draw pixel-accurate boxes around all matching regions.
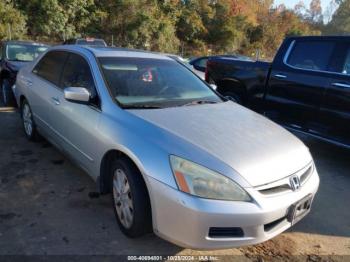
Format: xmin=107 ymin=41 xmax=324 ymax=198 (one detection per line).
xmin=170 ymin=155 xmax=251 ymax=201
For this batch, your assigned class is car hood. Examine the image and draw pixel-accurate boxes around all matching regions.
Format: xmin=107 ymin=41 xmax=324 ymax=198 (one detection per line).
xmin=129 ymin=101 xmax=312 ymax=187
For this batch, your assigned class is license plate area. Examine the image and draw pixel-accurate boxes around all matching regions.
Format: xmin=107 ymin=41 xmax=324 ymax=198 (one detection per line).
xmin=287 ymin=194 xmax=313 ymax=225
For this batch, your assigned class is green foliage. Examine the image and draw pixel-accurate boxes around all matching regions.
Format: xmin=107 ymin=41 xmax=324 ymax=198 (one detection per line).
xmin=0 ymin=0 xmax=334 ymax=57
xmin=15 ymin=0 xmax=98 ymax=41
xmin=0 ymin=0 xmax=27 ymax=40
xmin=328 ymin=0 xmax=350 ymax=34
xmin=90 ymin=0 xmax=180 ymax=53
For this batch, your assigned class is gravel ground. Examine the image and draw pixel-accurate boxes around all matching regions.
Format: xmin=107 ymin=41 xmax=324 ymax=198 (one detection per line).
xmin=0 ymin=106 xmax=349 ymax=261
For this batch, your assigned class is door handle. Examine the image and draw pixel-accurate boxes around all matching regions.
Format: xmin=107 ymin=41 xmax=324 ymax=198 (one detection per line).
xmin=331 ymin=82 xmax=350 ymax=89
xmin=22 ymin=77 xmax=33 ymax=87
xmin=26 ymin=80 xmax=33 ymax=87
xmin=274 ymin=74 xmax=287 ymax=79
xmin=51 ymin=97 xmax=60 ymax=105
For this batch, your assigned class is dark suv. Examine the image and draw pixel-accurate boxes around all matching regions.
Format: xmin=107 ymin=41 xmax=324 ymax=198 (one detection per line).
xmin=0 ymin=41 xmax=48 ymax=106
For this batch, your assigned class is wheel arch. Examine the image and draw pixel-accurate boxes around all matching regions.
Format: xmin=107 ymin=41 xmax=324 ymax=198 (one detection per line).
xmin=99 ymin=149 xmax=150 ymax=196
xmin=19 ymin=95 xmax=27 ymax=113
xmin=98 ymin=148 xmax=154 ymax=225
xmin=216 ymin=78 xmax=248 ymax=104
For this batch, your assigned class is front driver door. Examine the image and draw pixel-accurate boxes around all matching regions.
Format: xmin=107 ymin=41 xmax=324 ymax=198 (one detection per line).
xmin=320 ymin=40 xmax=350 ymax=146
xmin=50 ymin=52 xmax=101 ymax=173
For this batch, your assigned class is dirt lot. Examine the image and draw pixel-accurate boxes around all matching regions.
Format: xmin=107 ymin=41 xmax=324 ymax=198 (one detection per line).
xmin=0 ymin=106 xmax=349 ymax=261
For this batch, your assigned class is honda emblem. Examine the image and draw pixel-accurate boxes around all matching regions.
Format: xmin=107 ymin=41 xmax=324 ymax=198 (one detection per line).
xmin=290 ymin=175 xmax=301 ymax=191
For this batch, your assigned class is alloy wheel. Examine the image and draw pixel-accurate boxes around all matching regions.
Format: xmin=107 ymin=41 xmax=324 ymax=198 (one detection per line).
xmin=23 ymin=103 xmax=33 ymax=137
xmin=113 ymin=168 xmax=134 ymax=229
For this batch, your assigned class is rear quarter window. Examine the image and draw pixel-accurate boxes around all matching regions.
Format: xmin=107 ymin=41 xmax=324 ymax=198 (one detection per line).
xmin=287 ymin=41 xmax=335 ymax=72
xmin=194 ymin=58 xmax=208 ymax=68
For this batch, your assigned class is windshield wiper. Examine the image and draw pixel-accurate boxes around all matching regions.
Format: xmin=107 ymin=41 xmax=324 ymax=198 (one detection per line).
xmin=180 ymin=100 xmax=219 ymax=107
xmin=8 ymin=58 xmax=31 ymax=62
xmin=122 ymin=104 xmax=163 ymax=109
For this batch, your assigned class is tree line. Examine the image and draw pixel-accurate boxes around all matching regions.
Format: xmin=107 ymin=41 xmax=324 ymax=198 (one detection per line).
xmin=0 ymin=0 xmax=349 ymax=59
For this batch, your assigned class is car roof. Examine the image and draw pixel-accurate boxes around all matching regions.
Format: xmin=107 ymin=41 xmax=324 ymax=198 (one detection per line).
xmin=2 ymin=40 xmax=48 ymax=46
xmin=76 ymin=38 xmax=105 ymax=41
xmin=66 ymin=38 xmax=105 ymax=41
xmin=51 ymin=45 xmax=173 ymax=60
xmin=190 ymin=56 xmax=208 ymax=60
xmin=287 ymin=35 xmax=350 ymax=41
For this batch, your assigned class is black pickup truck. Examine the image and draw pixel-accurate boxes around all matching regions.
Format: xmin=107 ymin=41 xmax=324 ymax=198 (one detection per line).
xmin=207 ymin=36 xmax=350 ymax=148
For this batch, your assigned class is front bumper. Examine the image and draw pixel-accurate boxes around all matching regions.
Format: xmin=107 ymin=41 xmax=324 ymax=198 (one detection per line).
xmin=147 ymin=168 xmax=319 ymax=250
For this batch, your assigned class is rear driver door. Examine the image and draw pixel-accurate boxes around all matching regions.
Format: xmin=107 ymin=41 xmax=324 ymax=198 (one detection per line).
xmin=30 ymin=51 xmax=68 ymax=139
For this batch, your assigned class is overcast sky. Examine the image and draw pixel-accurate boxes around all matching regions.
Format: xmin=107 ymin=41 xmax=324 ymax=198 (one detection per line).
xmin=274 ymin=0 xmax=338 ymax=22
xmin=274 ymin=0 xmax=331 ymax=11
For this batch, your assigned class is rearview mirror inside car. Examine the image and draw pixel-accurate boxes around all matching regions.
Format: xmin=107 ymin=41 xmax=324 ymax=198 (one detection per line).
xmin=64 ymin=87 xmax=91 ymax=104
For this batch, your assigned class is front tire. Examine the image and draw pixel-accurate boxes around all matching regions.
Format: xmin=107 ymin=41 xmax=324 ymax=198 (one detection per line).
xmin=111 ymin=157 xmax=152 ymax=238
xmin=21 ymin=99 xmax=38 ymax=141
xmin=1 ymin=79 xmax=15 ymax=107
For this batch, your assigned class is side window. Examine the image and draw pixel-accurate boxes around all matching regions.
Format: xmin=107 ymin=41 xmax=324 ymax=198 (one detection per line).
xmin=33 ymin=51 xmax=68 ymax=86
xmin=287 ymin=41 xmax=334 ymax=71
xmin=195 ymin=58 xmax=208 ymax=68
xmin=60 ymin=53 xmax=96 ymax=94
xmin=342 ymin=50 xmax=350 ymax=75
xmin=0 ymin=44 xmax=3 ymax=60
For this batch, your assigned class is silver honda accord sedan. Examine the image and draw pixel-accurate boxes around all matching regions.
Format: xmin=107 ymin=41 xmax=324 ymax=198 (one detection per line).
xmin=13 ymin=45 xmax=319 ymax=249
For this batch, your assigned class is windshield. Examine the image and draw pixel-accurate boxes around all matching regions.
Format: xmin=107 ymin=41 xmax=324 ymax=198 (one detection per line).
xmin=99 ymin=57 xmax=221 ymax=108
xmin=76 ymin=39 xmax=107 ymax=47
xmin=6 ymin=44 xmax=48 ymax=62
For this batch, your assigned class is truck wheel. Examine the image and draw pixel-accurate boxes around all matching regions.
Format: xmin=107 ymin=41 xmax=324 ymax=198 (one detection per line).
xmin=223 ymin=92 xmax=242 ymax=104
xmin=1 ymin=79 xmax=15 ymax=107
xmin=21 ymin=99 xmax=39 ymax=141
xmin=110 ymin=157 xmax=152 ymax=238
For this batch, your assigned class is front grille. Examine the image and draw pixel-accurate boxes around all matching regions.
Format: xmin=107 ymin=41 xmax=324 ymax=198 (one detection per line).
xmin=259 ymin=184 xmax=291 ymax=195
xmin=256 ymin=163 xmax=314 ymax=196
xmin=300 ymin=166 xmax=313 ymax=184
xmin=208 ymin=227 xmax=244 ymax=238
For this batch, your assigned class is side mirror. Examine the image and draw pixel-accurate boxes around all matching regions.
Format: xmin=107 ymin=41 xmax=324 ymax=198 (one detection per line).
xmin=210 ymin=84 xmax=217 ymax=90
xmin=64 ymin=87 xmax=91 ymax=104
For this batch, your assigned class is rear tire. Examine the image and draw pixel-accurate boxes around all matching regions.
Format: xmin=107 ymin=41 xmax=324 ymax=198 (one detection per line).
xmin=110 ymin=157 xmax=152 ymax=238
xmin=1 ymin=79 xmax=15 ymax=107
xmin=21 ymin=99 xmax=38 ymax=141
